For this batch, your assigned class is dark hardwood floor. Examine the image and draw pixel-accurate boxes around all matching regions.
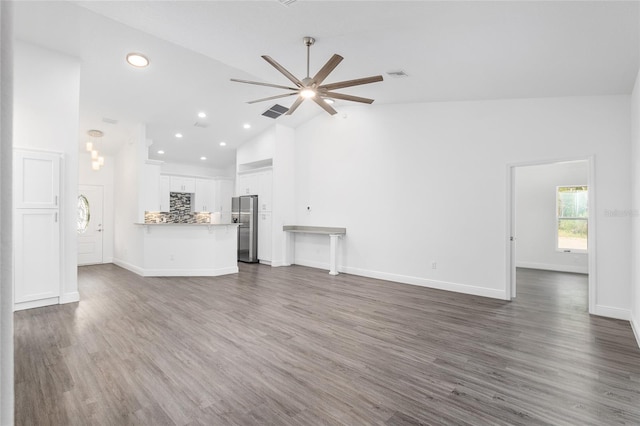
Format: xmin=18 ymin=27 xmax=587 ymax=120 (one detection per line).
xmin=14 ymin=264 xmax=640 ymax=425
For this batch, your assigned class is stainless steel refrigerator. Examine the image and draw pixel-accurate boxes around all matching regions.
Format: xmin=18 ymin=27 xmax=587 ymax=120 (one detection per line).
xmin=232 ymin=195 xmax=258 ymax=263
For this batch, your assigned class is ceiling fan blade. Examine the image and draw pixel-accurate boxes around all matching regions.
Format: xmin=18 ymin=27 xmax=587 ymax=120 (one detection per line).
xmin=262 ymin=55 xmax=303 ymax=87
xmin=322 ymin=91 xmax=375 ymax=104
xmin=285 ymin=96 xmax=305 ymax=115
xmin=247 ymin=92 xmax=299 ymax=104
xmin=230 ymin=78 xmax=298 ymax=91
xmin=320 ymin=75 xmax=383 ymax=91
xmin=312 ymin=54 xmax=343 ymax=87
xmin=312 ymin=96 xmax=338 ymax=115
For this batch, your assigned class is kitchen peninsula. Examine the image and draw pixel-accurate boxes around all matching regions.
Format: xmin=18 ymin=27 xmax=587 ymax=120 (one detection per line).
xmin=134 ymin=222 xmax=239 ymax=277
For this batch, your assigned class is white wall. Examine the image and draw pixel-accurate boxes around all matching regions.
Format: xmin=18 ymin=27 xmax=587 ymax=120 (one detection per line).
xmin=515 ymin=161 xmax=588 ymax=273
xmin=631 ymin=67 xmax=640 ymax=346
xmin=14 ymin=40 xmax=80 ymax=304
xmin=79 ymin=152 xmax=115 ymax=263
xmin=161 ymin=161 xmax=235 ymax=178
xmin=293 ymin=96 xmax=631 ymax=318
xmin=236 ymin=126 xmax=276 ymax=168
xmin=0 ymin=1 xmax=13 ymax=422
xmin=112 ymin=125 xmax=145 ymax=272
xmin=271 ymin=125 xmax=295 ymax=267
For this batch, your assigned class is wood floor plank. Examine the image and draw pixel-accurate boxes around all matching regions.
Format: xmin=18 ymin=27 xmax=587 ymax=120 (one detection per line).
xmin=14 ymin=264 xmax=640 ymax=425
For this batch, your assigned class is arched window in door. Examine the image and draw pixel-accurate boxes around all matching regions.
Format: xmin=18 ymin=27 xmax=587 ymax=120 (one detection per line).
xmin=77 ymin=194 xmax=90 ymax=234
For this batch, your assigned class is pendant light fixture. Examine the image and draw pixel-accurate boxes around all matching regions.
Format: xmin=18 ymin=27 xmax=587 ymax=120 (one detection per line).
xmin=86 ymin=129 xmax=105 ymax=171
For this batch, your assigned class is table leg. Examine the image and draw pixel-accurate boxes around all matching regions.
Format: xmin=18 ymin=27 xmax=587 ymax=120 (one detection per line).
xmin=329 ymin=234 xmax=340 ymax=275
xmin=283 ymin=231 xmax=293 ymax=266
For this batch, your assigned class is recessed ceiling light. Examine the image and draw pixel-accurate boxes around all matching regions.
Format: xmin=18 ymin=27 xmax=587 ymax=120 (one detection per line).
xmin=157 ymin=150 xmax=165 ymax=154
xmin=198 ymin=112 xmax=207 ymax=118
xmin=219 ymin=142 xmax=227 ymax=147
xmin=175 ymin=133 xmax=183 ymax=138
xmin=126 ymin=53 xmax=149 ymax=68
xmin=200 ymin=156 xmax=207 ymax=160
xmin=243 ymin=123 xmax=251 ymax=129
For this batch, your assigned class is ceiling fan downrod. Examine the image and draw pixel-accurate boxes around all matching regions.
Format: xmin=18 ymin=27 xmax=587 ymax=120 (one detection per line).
xmin=303 ymin=36 xmax=315 ymax=81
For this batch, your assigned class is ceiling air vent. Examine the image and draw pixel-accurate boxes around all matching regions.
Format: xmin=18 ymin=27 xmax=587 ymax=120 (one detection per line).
xmin=262 ymin=104 xmax=289 ymax=119
xmin=102 ymin=117 xmax=118 ymax=125
xmin=194 ymin=122 xmax=209 ymax=128
xmin=386 ymin=70 xmax=409 ymax=78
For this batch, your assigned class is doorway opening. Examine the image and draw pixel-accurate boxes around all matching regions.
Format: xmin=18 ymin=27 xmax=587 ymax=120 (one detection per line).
xmin=507 ymin=157 xmax=595 ymax=313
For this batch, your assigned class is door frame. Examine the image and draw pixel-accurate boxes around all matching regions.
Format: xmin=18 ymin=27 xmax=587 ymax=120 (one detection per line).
xmin=78 ymin=184 xmax=104 ymax=266
xmin=505 ymin=155 xmax=596 ymax=314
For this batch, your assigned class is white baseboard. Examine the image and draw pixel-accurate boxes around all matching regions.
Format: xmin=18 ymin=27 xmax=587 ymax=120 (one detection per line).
xmin=630 ymin=312 xmax=640 ymax=349
xmin=593 ymin=304 xmax=631 ymax=321
xmin=14 ymin=296 xmax=59 ymax=312
xmin=293 ymin=258 xmax=330 ymax=272
xmin=516 ymin=261 xmax=588 ymax=274
xmin=293 ymin=258 xmax=508 ymax=300
xmin=60 ymin=292 xmax=80 ymax=304
xmin=113 ymin=258 xmax=238 ymax=277
xmin=141 ymin=266 xmax=238 ymax=277
xmin=112 ymin=258 xmax=146 ymax=276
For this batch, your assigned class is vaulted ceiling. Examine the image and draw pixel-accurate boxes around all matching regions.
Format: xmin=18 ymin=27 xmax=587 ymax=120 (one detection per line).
xmin=13 ymin=1 xmax=640 ymax=168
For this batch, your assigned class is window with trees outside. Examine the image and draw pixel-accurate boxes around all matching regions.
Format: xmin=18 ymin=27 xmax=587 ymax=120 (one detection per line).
xmin=557 ymin=185 xmax=588 ymax=252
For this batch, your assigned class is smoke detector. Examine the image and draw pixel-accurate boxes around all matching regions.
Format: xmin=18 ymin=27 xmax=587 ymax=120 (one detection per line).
xmin=386 ymin=70 xmax=409 ymax=78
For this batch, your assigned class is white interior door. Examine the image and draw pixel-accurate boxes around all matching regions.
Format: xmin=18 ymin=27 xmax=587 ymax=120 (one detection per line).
xmin=78 ymin=185 xmax=104 ymax=265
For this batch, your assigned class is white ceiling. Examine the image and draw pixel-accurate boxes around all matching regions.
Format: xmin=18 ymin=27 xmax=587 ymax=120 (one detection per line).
xmin=13 ymin=1 xmax=640 ymax=169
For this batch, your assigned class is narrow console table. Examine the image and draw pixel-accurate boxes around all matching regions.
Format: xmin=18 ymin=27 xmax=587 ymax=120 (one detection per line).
xmin=283 ymin=225 xmax=347 ymax=275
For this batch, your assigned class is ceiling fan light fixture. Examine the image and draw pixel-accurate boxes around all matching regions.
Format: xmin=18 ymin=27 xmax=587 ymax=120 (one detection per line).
xmin=300 ymin=88 xmax=316 ymax=99
xmin=231 ymin=36 xmax=382 ymax=116
xmin=324 ymin=98 xmax=335 ymax=105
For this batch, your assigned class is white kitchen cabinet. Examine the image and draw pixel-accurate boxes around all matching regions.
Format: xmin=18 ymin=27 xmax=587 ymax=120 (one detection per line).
xmin=14 ymin=209 xmax=60 ymax=304
xmin=237 ymin=170 xmax=272 ymax=211
xmin=237 ymin=173 xmax=258 ymax=196
xmin=159 ymin=176 xmax=171 ymax=212
xmin=170 ymin=176 xmax=196 ymax=193
xmin=258 ymin=211 xmax=272 ymax=262
xmin=258 ymin=170 xmax=272 ymax=212
xmin=13 ymin=149 xmax=61 ymax=310
xmin=14 ymin=150 xmax=60 ymax=209
xmin=194 ymin=178 xmax=215 ymax=212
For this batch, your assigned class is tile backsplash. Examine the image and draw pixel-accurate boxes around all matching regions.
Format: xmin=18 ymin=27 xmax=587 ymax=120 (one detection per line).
xmin=144 ymin=192 xmax=211 ymax=224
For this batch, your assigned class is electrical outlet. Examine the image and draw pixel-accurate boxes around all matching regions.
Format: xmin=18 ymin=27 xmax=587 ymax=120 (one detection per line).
xmin=431 ymin=261 xmax=437 ymax=270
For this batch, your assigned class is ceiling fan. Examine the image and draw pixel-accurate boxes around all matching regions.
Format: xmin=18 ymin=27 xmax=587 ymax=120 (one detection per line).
xmin=231 ymin=36 xmax=383 ymax=116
